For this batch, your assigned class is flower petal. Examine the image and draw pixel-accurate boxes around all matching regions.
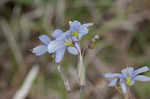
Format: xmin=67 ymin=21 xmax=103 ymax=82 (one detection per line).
xmin=32 ymin=45 xmax=47 ymax=56
xmin=121 ymin=67 xmax=134 ymax=77
xmin=83 ymin=23 xmax=93 ymax=27
xmin=104 ymin=73 xmax=121 ymax=78
xmin=130 ymin=80 xmax=135 ymax=86
xmin=69 ymin=20 xmax=81 ymax=32
xmin=67 ymin=47 xmax=78 ymax=55
xmin=48 ymin=40 xmax=64 ymax=53
xmin=55 ymin=47 xmax=66 ymax=63
xmin=74 ymin=42 xmax=80 ymax=52
xmin=120 ymin=82 xmax=127 ymax=94
xmin=56 ymin=32 xmax=71 ymax=40
xmin=51 ymin=29 xmax=63 ymax=38
xmin=134 ymin=75 xmax=150 ymax=82
xmin=39 ymin=35 xmax=51 ymax=45
xmin=78 ymin=26 xmax=88 ymax=39
xmin=72 ymin=36 xmax=78 ymax=42
xmin=133 ymin=66 xmax=149 ymax=76
xmin=108 ymin=79 xmax=118 ymax=86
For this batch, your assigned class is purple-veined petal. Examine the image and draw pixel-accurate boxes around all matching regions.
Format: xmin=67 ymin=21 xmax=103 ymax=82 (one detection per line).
xmin=51 ymin=29 xmax=63 ymax=38
xmin=134 ymin=75 xmax=150 ymax=82
xmin=39 ymin=35 xmax=51 ymax=45
xmin=121 ymin=67 xmax=134 ymax=77
xmin=133 ymin=66 xmax=149 ymax=76
xmin=104 ymin=73 xmax=121 ymax=78
xmin=55 ymin=47 xmax=66 ymax=63
xmin=83 ymin=23 xmax=93 ymax=27
xmin=32 ymin=45 xmax=47 ymax=56
xmin=120 ymin=82 xmax=127 ymax=94
xmin=48 ymin=40 xmax=64 ymax=53
xmin=108 ymin=79 xmax=118 ymax=86
xmin=67 ymin=47 xmax=78 ymax=55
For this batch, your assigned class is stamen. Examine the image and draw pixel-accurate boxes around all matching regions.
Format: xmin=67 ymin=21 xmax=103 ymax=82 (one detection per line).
xmin=68 ymin=21 xmax=72 ymax=24
xmin=72 ymin=31 xmax=79 ymax=38
xmin=126 ymin=77 xmax=132 ymax=86
xmin=64 ymin=38 xmax=73 ymax=46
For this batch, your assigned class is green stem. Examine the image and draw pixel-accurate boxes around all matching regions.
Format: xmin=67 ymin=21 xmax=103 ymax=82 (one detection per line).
xmin=80 ymin=87 xmax=84 ymax=99
xmin=78 ymin=51 xmax=85 ymax=99
xmin=78 ymin=53 xmax=86 ymax=86
xmin=57 ymin=65 xmax=71 ymax=92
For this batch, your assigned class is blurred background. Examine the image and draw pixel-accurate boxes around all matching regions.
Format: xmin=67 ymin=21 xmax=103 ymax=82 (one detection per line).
xmin=1 ymin=0 xmax=150 ymax=99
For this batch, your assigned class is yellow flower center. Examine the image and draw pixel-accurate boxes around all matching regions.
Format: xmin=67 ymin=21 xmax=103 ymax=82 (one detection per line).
xmin=64 ymin=38 xmax=73 ymax=46
xmin=126 ymin=77 xmax=132 ymax=86
xmin=68 ymin=21 xmax=72 ymax=24
xmin=72 ymin=31 xmax=79 ymax=38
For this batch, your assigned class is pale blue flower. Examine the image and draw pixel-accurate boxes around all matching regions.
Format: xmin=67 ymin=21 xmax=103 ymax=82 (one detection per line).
xmin=69 ymin=20 xmax=93 ymax=40
xmin=48 ymin=31 xmax=79 ymax=63
xmin=51 ymin=29 xmax=64 ymax=39
xmin=32 ymin=35 xmax=51 ymax=56
xmin=104 ymin=66 xmax=150 ymax=94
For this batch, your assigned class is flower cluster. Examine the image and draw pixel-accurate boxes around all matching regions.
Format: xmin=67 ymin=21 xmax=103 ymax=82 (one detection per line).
xmin=105 ymin=66 xmax=150 ymax=94
xmin=32 ymin=20 xmax=150 ymax=97
xmin=32 ymin=20 xmax=93 ymax=63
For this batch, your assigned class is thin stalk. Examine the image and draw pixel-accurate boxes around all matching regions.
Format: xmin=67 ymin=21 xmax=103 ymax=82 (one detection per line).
xmin=115 ymin=86 xmax=129 ymax=99
xmin=126 ymin=86 xmax=134 ymax=99
xmin=57 ymin=65 xmax=71 ymax=92
xmin=78 ymin=52 xmax=86 ymax=87
xmin=78 ymin=51 xmax=85 ymax=99
xmin=80 ymin=86 xmax=84 ymax=99
xmin=74 ymin=41 xmax=86 ymax=99
xmin=123 ymin=86 xmax=134 ymax=99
